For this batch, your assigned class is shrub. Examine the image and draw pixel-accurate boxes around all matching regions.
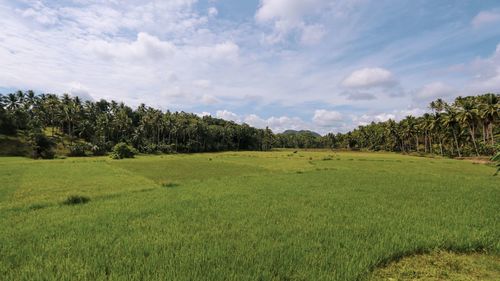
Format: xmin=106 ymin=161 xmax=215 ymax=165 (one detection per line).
xmin=68 ymin=143 xmax=90 ymax=157
xmin=63 ymin=195 xmax=90 ymax=205
xmin=141 ymin=143 xmax=159 ymax=154
xmin=29 ymin=133 xmax=55 ymax=159
xmin=158 ymin=143 xmax=175 ymax=154
xmin=110 ymin=142 xmax=136 ymax=159
xmin=90 ymin=143 xmax=108 ymax=156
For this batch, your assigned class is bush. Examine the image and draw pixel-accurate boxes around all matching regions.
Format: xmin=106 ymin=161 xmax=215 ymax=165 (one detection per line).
xmin=110 ymin=142 xmax=136 ymax=159
xmin=63 ymin=195 xmax=90 ymax=205
xmin=158 ymin=143 xmax=175 ymax=154
xmin=68 ymin=143 xmax=90 ymax=157
xmin=140 ymin=143 xmax=176 ymax=154
xmin=29 ymin=133 xmax=55 ymax=159
xmin=90 ymin=143 xmax=108 ymax=156
xmin=141 ymin=143 xmax=159 ymax=154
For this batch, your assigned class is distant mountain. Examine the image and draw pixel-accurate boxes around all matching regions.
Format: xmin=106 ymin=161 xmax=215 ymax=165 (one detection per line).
xmin=281 ymin=130 xmax=321 ymax=137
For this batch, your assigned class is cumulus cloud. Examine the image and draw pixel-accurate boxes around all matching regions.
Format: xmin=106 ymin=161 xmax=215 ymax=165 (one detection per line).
xmin=68 ymin=82 xmax=93 ymax=101
xmin=216 ymin=110 xmax=240 ymax=122
xmin=352 ymin=107 xmax=426 ymax=126
xmin=414 ymin=82 xmax=454 ymax=101
xmin=88 ymin=32 xmax=176 ymax=61
xmin=342 ymin=67 xmax=397 ymax=89
xmin=472 ymin=10 xmax=500 ymax=27
xmin=195 ymin=111 xmax=211 ymax=117
xmin=312 ymin=109 xmax=343 ymax=127
xmin=212 ymin=111 xmax=310 ymax=133
xmin=255 ymin=0 xmax=329 ymax=44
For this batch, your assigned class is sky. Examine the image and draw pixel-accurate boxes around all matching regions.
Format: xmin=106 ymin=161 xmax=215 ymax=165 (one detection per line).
xmin=1 ymin=0 xmax=500 ymax=134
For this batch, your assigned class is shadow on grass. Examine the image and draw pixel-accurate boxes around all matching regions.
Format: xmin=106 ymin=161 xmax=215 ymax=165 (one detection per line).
xmin=161 ymin=182 xmax=180 ymax=188
xmin=62 ymin=195 xmax=90 ymax=205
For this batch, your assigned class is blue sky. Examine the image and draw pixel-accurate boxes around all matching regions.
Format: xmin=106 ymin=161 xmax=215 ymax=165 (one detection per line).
xmin=1 ymin=0 xmax=499 ymax=134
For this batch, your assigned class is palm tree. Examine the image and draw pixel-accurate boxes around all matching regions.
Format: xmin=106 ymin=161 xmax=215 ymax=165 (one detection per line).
xmin=456 ymin=98 xmax=480 ymax=156
xmin=441 ymin=106 xmax=461 ymax=157
xmin=479 ymin=93 xmax=499 ymax=145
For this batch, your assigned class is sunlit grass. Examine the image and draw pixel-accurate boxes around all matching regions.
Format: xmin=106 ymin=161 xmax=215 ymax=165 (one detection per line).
xmin=0 ymin=151 xmax=498 ymax=280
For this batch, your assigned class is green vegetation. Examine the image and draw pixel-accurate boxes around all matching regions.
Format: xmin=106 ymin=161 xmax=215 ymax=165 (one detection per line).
xmin=370 ymin=251 xmax=500 ymax=281
xmin=492 ymin=152 xmax=500 ymax=176
xmin=1 ymin=91 xmax=498 ymax=158
xmin=110 ymin=142 xmax=136 ymax=159
xmin=0 ymin=91 xmax=275 ymax=157
xmin=1 ymin=151 xmax=498 ymax=280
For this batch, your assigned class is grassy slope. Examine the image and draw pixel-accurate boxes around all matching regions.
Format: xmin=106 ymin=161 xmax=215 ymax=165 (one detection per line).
xmin=0 ymin=151 xmax=499 ymax=281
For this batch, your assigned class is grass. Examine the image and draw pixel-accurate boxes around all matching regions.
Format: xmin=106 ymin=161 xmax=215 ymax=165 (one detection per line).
xmin=370 ymin=251 xmax=500 ymax=280
xmin=0 ymin=150 xmax=499 ymax=280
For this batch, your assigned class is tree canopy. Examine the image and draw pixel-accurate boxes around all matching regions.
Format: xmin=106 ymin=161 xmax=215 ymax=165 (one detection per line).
xmin=0 ymin=91 xmax=498 ymax=157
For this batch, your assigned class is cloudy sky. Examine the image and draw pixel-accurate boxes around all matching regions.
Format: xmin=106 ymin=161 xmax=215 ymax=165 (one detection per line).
xmin=1 ymin=0 xmax=500 ymax=134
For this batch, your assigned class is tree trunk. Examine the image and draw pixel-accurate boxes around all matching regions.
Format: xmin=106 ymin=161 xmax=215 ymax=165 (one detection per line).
xmin=490 ymin=123 xmax=495 ymax=145
xmin=429 ymin=135 xmax=433 ymax=154
xmin=470 ymin=125 xmax=479 ymax=156
xmin=482 ymin=122 xmax=487 ymax=143
xmin=424 ymin=131 xmax=428 ymax=153
xmin=452 ymin=129 xmax=461 ymax=157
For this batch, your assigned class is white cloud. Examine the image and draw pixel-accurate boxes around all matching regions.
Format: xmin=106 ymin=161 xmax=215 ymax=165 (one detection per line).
xmin=244 ymin=114 xmax=309 ymax=132
xmin=193 ymin=79 xmax=212 ymax=89
xmin=342 ymin=67 xmax=397 ymax=89
xmin=88 ymin=32 xmax=176 ymax=61
xmin=216 ymin=110 xmax=240 ymax=122
xmin=312 ymin=109 xmax=343 ymax=127
xmin=414 ymin=82 xmax=454 ymax=101
xmin=68 ymin=82 xmax=93 ymax=101
xmin=201 ymin=94 xmax=218 ymax=105
xmin=472 ymin=10 xmax=500 ymax=27
xmin=353 ymin=113 xmax=395 ymax=126
xmin=255 ymin=0 xmax=329 ymax=44
xmin=467 ymin=43 xmax=500 ymax=93
xmin=212 ymin=111 xmax=310 ymax=133
xmin=300 ymin=24 xmax=326 ymax=45
xmin=195 ymin=111 xmax=211 ymax=117
xmin=188 ymin=41 xmax=240 ymax=61
xmin=208 ymin=7 xmax=218 ymax=18
xmin=341 ymin=90 xmax=376 ymax=100
xmin=20 ymin=3 xmax=59 ymax=26
xmin=352 ymin=107 xmax=426 ymax=126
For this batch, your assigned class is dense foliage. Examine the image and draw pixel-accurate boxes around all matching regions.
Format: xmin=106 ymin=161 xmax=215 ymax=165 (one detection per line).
xmin=0 ymin=91 xmax=498 ymax=157
xmin=110 ymin=142 xmax=136 ymax=159
xmin=0 ymin=91 xmax=274 ymax=156
xmin=331 ymin=94 xmax=499 ymax=157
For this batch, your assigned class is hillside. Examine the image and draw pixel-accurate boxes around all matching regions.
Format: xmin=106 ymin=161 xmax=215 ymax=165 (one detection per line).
xmin=282 ymin=130 xmax=322 ymax=137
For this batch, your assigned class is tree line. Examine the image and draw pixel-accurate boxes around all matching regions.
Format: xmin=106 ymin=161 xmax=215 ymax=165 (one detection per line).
xmin=0 ymin=91 xmax=274 ymax=157
xmin=0 ymin=91 xmax=498 ymax=158
xmin=330 ymin=94 xmax=499 ymax=157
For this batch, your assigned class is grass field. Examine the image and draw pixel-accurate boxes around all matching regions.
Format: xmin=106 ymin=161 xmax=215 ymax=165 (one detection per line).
xmin=0 ymin=151 xmax=499 ymax=280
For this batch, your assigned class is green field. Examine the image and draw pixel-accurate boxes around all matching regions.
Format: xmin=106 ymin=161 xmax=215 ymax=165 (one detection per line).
xmin=1 ymin=151 xmax=499 ymax=280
